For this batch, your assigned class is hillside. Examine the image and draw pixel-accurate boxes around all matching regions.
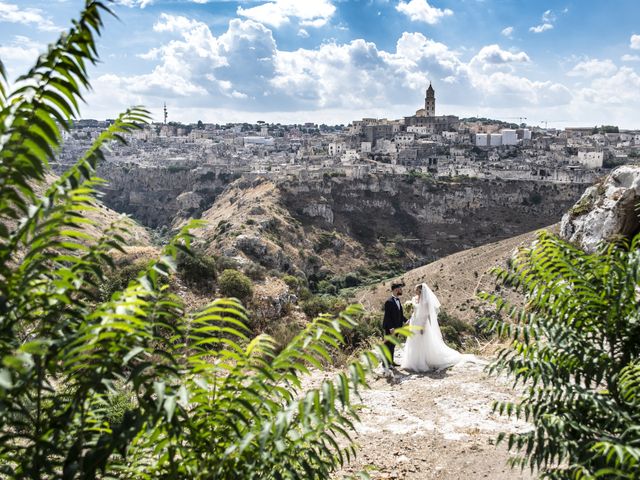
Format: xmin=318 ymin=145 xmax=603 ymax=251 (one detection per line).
xmin=192 ymin=177 xmax=370 ymax=276
xmin=354 ymin=225 xmax=557 ymax=323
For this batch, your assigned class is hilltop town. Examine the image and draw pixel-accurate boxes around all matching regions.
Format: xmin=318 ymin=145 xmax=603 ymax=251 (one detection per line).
xmin=55 ymin=84 xmax=638 ymax=187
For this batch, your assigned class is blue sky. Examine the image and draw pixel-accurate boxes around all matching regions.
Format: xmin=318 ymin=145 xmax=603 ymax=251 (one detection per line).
xmin=1 ymin=0 xmax=640 ymax=128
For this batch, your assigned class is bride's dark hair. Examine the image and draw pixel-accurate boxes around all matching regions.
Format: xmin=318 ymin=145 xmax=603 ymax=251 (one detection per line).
xmin=415 ymin=284 xmax=423 ymax=292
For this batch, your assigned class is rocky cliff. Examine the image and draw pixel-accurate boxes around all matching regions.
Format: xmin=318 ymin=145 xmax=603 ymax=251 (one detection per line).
xmin=95 ymin=164 xmax=240 ymax=228
xmin=79 ymin=160 xmax=589 ymax=282
xmin=279 ymin=175 xmax=586 ymax=263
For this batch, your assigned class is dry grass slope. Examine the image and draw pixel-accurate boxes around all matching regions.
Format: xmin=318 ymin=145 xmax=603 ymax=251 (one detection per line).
xmin=191 ymin=177 xmax=369 ymax=275
xmin=354 ymin=225 xmax=558 ymax=323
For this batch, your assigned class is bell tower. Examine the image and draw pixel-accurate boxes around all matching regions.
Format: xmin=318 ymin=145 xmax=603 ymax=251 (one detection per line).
xmin=425 ymin=83 xmax=435 ymax=117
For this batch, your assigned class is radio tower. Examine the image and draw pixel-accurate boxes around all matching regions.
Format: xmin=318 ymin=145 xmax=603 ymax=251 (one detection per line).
xmin=163 ymin=102 xmax=168 ymax=124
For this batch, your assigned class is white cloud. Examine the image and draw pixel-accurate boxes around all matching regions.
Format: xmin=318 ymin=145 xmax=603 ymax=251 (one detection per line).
xmin=567 ymin=58 xmax=617 ymax=78
xmin=153 ymin=14 xmax=203 ymax=33
xmin=136 ymin=48 xmax=161 ymax=60
xmin=630 ymin=34 xmax=640 ymax=50
xmin=0 ymin=35 xmax=41 ymax=61
xmin=115 ymin=0 xmax=155 ymax=7
xmin=501 ymin=26 xmax=514 ymax=38
xmin=297 ymin=28 xmax=309 ymax=38
xmin=83 ymin=14 xmax=574 ymax=119
xmin=529 ymin=23 xmax=553 ymax=33
xmin=0 ymin=35 xmax=43 ymax=78
xmin=621 ymin=54 xmax=640 ymax=62
xmin=577 ymin=66 xmax=640 ymax=106
xmin=529 ymin=9 xmax=559 ymax=34
xmin=471 ymin=44 xmax=530 ymax=65
xmin=101 ymin=15 xmax=279 ymax=105
xmin=237 ymin=0 xmax=335 ymax=29
xmin=463 ymin=44 xmax=569 ymax=108
xmin=542 ymin=9 xmax=556 ymax=23
xmin=0 ymin=1 xmax=59 ymax=31
xmin=396 ymin=0 xmax=453 ymax=25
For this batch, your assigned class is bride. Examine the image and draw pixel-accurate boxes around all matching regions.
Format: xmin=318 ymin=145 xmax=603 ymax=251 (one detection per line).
xmin=401 ymin=283 xmax=470 ymax=371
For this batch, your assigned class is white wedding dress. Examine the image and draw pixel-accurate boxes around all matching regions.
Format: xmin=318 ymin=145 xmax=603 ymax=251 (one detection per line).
xmin=401 ymin=283 xmax=470 ymax=371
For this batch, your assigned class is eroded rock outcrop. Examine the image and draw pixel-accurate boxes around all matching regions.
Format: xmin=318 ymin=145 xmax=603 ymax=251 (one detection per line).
xmin=302 ymin=202 xmax=334 ymax=224
xmin=560 ymin=165 xmax=640 ymax=252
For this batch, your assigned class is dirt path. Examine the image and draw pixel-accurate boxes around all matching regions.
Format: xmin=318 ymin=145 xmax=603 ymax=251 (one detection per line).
xmin=322 ymin=346 xmax=536 ymax=479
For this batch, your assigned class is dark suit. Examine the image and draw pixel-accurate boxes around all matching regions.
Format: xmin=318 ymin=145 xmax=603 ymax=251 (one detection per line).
xmin=382 ymin=296 xmax=408 ymax=365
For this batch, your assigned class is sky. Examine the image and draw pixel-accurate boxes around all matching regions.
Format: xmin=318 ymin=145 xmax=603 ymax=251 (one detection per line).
xmin=1 ymin=0 xmax=640 ymax=128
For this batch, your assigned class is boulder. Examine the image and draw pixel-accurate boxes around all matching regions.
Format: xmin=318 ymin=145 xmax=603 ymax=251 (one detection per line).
xmin=235 ymin=235 xmax=268 ymax=257
xmin=560 ymin=165 xmax=640 ymax=252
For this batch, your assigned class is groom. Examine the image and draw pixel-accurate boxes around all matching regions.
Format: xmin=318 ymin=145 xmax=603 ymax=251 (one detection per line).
xmin=382 ymin=282 xmax=408 ymax=368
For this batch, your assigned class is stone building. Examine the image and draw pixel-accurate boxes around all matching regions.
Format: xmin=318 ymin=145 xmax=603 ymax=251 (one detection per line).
xmin=404 ymin=83 xmax=459 ymax=134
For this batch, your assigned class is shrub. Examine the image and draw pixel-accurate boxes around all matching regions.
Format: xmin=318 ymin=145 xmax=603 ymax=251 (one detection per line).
xmin=307 ymin=254 xmax=322 ymax=267
xmin=301 ymin=296 xmax=333 ymax=318
xmin=176 ymin=250 xmax=217 ymax=290
xmin=481 ymin=231 xmax=640 ymax=478
xmin=316 ymin=280 xmax=338 ymax=295
xmin=301 ymin=295 xmax=347 ymax=319
xmin=314 ymin=232 xmax=336 ymax=252
xmin=297 ymin=286 xmax=313 ymax=301
xmin=282 ymin=274 xmax=300 ymax=290
xmin=105 ymin=387 xmax=136 ymax=426
xmin=343 ymin=272 xmax=362 ymax=288
xmin=528 ymin=191 xmax=543 ymax=205
xmin=343 ymin=312 xmax=383 ymax=352
xmin=383 ymin=245 xmax=403 ymax=258
xmin=264 ymin=317 xmax=304 ymax=353
xmin=219 ymin=269 xmax=254 ymax=301
xmin=0 ymin=4 xmax=385 ymax=478
xmin=438 ymin=310 xmax=473 ymax=348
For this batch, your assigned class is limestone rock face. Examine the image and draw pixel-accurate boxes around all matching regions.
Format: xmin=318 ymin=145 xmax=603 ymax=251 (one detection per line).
xmin=176 ymin=191 xmax=203 ymax=211
xmin=560 ymin=165 xmax=640 ymax=252
xmin=302 ymin=203 xmax=334 ymax=224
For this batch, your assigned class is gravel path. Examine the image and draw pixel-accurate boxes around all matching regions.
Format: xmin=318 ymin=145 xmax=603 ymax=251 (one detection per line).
xmin=327 ymin=347 xmax=536 ymax=479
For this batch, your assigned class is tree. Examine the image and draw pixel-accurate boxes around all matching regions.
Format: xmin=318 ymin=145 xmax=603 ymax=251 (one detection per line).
xmin=481 ymin=231 xmax=640 ymax=478
xmin=0 ymin=1 xmax=387 ymax=477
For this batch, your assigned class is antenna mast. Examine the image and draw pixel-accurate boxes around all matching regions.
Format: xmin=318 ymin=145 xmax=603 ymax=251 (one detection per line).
xmin=163 ymin=103 xmax=168 ymax=124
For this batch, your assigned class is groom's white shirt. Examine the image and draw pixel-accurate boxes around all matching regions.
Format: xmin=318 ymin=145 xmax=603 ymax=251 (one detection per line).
xmin=392 ymin=295 xmax=401 ymax=310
